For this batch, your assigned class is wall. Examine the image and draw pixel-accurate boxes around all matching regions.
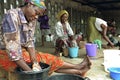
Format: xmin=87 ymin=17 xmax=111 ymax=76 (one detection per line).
xmin=101 ymin=10 xmax=120 ymax=34
xmin=0 ymin=0 xmax=99 ymax=44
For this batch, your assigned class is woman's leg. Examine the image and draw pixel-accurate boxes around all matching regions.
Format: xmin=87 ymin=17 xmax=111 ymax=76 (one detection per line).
xmin=57 ymin=55 xmax=91 ymax=69
xmin=55 ymin=55 xmax=91 ymax=77
xmin=54 ymin=39 xmax=64 ymax=56
xmin=76 ymin=35 xmax=83 ymax=48
xmin=55 ymin=67 xmax=90 ymax=77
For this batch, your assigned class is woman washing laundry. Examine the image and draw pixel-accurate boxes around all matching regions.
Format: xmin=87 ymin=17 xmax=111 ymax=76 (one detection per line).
xmin=54 ymin=10 xmax=83 ymax=56
xmin=0 ymin=0 xmax=91 ymax=78
xmin=87 ymin=17 xmax=116 ymax=48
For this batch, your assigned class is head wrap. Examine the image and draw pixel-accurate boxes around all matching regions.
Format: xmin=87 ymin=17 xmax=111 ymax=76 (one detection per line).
xmin=25 ymin=0 xmax=46 ymax=9
xmin=57 ymin=10 xmax=69 ymax=20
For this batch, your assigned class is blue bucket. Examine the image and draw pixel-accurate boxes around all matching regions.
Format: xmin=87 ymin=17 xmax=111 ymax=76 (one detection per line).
xmin=68 ymin=47 xmax=79 ymax=58
xmin=108 ymin=67 xmax=120 ymax=80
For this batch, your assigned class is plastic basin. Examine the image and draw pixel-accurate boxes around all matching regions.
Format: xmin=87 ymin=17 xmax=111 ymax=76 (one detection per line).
xmin=108 ymin=67 xmax=120 ymax=80
xmin=47 ymin=74 xmax=85 ymax=80
xmin=15 ymin=62 xmax=50 ymax=80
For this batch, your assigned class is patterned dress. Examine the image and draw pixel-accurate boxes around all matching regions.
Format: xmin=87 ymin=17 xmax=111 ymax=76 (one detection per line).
xmin=0 ymin=8 xmax=64 ymax=75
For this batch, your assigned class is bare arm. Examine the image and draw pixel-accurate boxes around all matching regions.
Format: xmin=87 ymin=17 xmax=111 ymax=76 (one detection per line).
xmin=27 ymin=47 xmax=37 ymax=63
xmin=101 ymin=24 xmax=114 ymax=47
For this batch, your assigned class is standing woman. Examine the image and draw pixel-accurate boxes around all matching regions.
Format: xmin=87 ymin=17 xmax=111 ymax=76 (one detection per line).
xmin=54 ymin=10 xmax=74 ymax=56
xmin=87 ymin=17 xmax=116 ymax=48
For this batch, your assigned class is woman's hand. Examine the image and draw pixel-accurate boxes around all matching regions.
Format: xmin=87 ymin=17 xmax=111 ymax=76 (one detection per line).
xmin=107 ymin=42 xmax=114 ymax=48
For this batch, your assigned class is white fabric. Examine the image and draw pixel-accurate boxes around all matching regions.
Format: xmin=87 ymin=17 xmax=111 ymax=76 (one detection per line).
xmin=54 ymin=21 xmax=74 ymax=40
xmin=103 ymin=50 xmax=120 ymax=72
xmin=95 ymin=18 xmax=107 ymax=31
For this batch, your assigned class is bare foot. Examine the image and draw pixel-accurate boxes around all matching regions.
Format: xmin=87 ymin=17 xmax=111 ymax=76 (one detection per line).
xmin=79 ymin=56 xmax=91 ymax=77
xmin=77 ymin=55 xmax=92 ymax=70
xmin=83 ymin=55 xmax=92 ymax=66
xmin=79 ymin=64 xmax=91 ymax=77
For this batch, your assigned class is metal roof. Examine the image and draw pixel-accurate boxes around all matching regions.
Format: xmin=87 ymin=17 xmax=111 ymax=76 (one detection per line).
xmin=72 ymin=0 xmax=120 ymax=11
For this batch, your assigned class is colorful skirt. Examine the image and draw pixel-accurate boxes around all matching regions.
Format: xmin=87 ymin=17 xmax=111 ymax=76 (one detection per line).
xmin=0 ymin=49 xmax=64 ymax=75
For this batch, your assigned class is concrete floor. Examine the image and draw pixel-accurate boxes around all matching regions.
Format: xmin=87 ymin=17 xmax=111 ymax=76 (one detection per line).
xmin=35 ymin=41 xmax=117 ymax=80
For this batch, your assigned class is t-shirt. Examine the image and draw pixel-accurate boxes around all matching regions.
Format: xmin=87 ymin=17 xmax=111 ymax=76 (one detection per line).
xmin=95 ymin=18 xmax=107 ymax=31
xmin=38 ymin=15 xmax=50 ymax=29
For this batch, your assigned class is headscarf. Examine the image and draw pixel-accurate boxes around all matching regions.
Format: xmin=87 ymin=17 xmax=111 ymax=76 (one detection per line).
xmin=24 ymin=0 xmax=46 ymax=9
xmin=57 ymin=10 xmax=69 ymax=20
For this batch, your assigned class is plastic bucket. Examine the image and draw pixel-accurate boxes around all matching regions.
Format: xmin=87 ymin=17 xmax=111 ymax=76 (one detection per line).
xmin=68 ymin=47 xmax=79 ymax=58
xmin=108 ymin=67 xmax=120 ymax=80
xmin=85 ymin=43 xmax=97 ymax=57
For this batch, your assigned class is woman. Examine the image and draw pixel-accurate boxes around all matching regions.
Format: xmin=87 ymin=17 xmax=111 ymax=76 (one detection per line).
xmin=54 ymin=10 xmax=77 ymax=56
xmin=1 ymin=0 xmax=47 ymax=72
xmin=0 ymin=1 xmax=91 ymax=78
xmin=0 ymin=49 xmax=91 ymax=76
xmin=87 ymin=17 xmax=116 ymax=48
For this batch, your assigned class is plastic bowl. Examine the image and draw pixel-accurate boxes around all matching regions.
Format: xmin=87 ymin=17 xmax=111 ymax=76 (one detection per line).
xmin=47 ymin=74 xmax=85 ymax=80
xmin=15 ymin=62 xmax=50 ymax=80
xmin=108 ymin=67 xmax=120 ymax=80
